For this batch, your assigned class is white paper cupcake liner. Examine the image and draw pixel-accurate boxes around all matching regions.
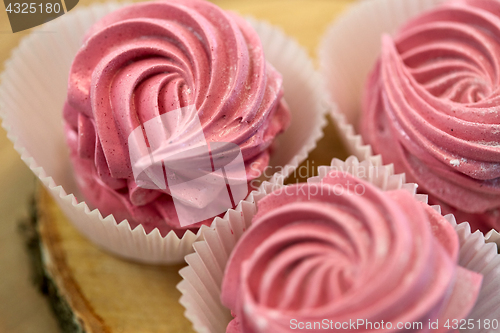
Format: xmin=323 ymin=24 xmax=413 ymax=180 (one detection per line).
xmin=0 ymin=3 xmax=327 ymax=264
xmin=317 ymin=0 xmax=446 ymax=165
xmin=319 ymin=0 xmax=499 ymax=237
xmin=319 ymin=0 xmax=445 ymax=133
xmin=178 ymin=156 xmax=500 ymax=333
xmin=485 ymin=230 xmax=500 ymax=250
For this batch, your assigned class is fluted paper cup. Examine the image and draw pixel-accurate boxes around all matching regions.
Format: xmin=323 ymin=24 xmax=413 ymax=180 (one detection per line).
xmin=178 ymin=156 xmax=500 ymax=333
xmin=319 ymin=0 xmax=444 ymax=153
xmin=485 ymin=230 xmax=500 ymax=250
xmin=0 ymin=2 xmax=327 ymax=264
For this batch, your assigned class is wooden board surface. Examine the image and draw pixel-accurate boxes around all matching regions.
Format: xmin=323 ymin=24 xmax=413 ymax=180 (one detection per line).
xmin=37 ymin=187 xmax=193 ymax=333
xmin=0 ymin=0 xmax=353 ymax=332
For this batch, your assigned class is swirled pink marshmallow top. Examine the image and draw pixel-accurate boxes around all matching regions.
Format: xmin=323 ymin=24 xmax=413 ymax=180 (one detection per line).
xmin=361 ymin=0 xmax=500 ymax=232
xmin=63 ymin=0 xmax=290 ymax=236
xmin=221 ymin=172 xmax=482 ymax=333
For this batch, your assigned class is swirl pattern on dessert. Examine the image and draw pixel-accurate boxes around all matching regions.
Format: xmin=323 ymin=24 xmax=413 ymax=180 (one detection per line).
xmin=63 ymin=0 xmax=290 ymax=235
xmin=361 ymin=0 xmax=500 ymax=230
xmin=221 ymin=171 xmax=482 ymax=333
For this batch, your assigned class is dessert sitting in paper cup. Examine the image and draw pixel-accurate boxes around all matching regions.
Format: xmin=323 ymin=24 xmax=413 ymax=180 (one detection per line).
xmin=321 ymin=0 xmax=500 ymax=234
xmin=222 ymin=174 xmax=482 ymax=333
xmin=0 ymin=0 xmax=327 ymax=263
xmin=178 ymin=158 xmax=500 ymax=333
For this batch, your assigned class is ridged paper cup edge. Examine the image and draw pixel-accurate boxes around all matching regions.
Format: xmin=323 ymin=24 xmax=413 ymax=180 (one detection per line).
xmin=317 ymin=0 xmax=447 ymax=179
xmin=318 ymin=0 xmax=446 ymax=147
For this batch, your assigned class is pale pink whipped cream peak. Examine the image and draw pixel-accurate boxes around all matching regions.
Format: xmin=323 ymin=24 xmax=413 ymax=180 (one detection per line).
xmin=220 ymin=171 xmax=482 ymax=333
xmin=361 ymin=0 xmax=500 ymax=232
xmin=63 ymin=0 xmax=290 ymax=236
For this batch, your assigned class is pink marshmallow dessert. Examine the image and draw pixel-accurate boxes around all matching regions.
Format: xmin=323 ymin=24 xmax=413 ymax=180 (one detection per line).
xmin=0 ymin=0 xmax=327 ymax=263
xmin=222 ymin=172 xmax=482 ymax=333
xmin=360 ymin=0 xmax=500 ymax=233
xmin=63 ymin=0 xmax=290 ymax=237
xmin=178 ymin=157 xmax=500 ymax=333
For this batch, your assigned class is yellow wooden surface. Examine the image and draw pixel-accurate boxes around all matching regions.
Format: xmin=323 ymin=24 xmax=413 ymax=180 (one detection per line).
xmin=0 ymin=1 xmax=353 ymax=332
xmin=38 ymin=188 xmax=193 ymax=332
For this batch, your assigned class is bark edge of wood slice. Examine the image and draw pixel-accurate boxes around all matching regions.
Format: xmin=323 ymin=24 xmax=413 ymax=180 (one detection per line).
xmin=25 ymin=185 xmax=195 ymax=333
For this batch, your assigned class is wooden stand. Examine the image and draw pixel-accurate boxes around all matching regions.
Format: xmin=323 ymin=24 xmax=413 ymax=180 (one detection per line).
xmin=31 ymin=188 xmax=194 ymax=333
